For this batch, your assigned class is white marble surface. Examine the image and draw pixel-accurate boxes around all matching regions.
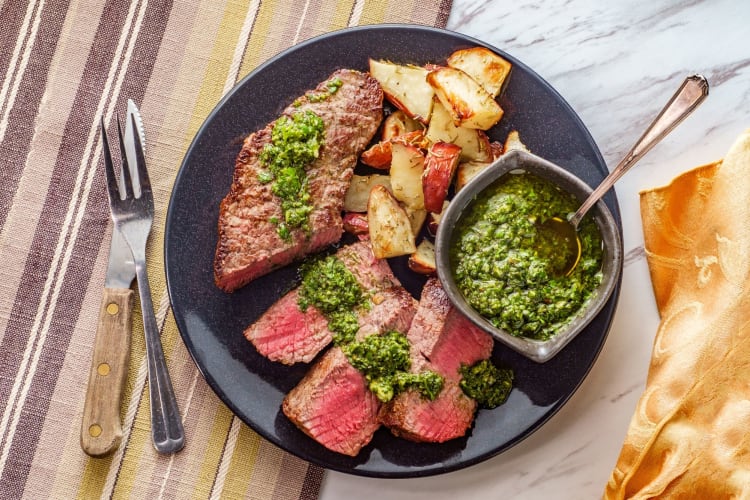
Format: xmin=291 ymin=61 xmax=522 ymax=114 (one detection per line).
xmin=320 ymin=1 xmax=750 ymax=498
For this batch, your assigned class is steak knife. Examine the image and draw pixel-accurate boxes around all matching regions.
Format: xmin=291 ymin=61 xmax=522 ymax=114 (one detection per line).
xmin=80 ymin=101 xmax=144 ymax=457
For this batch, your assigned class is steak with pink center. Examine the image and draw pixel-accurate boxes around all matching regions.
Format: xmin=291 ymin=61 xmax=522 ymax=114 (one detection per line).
xmin=245 ymin=241 xmax=414 ymax=364
xmin=283 ymin=347 xmax=382 ymax=457
xmin=379 ymin=278 xmax=494 ymax=443
xmin=214 ymin=70 xmax=383 ymax=292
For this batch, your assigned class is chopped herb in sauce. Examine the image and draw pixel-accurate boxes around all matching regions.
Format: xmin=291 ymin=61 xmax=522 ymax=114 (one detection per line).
xmin=452 ymin=172 xmax=603 ymax=340
xmin=298 ymin=255 xmax=366 ymax=345
xmin=459 ymin=360 xmax=513 ymax=408
xmin=259 ymin=110 xmax=325 ymax=240
xmin=342 ymin=331 xmax=444 ymax=403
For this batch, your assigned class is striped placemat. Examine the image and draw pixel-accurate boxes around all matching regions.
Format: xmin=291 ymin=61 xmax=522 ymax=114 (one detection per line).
xmin=0 ymin=0 xmax=452 ymax=498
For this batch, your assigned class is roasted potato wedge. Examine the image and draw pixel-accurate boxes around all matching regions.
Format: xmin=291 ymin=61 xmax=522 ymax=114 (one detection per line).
xmin=361 ymin=130 xmax=427 ymax=169
xmin=426 ymin=67 xmax=504 ymax=130
xmin=405 ymin=206 xmax=427 ymax=236
xmin=344 ymin=174 xmax=392 ymax=212
xmin=426 ymin=101 xmax=493 ymax=162
xmin=368 ymin=185 xmax=417 ymax=259
xmin=446 ymin=47 xmax=511 ymax=97
xmin=343 ymin=212 xmax=369 ymax=235
xmin=503 ymin=130 xmax=530 ymax=153
xmin=389 ymin=142 xmax=425 ymax=210
xmin=422 ymin=141 xmax=461 ymax=213
xmin=455 ymin=160 xmax=491 ymax=192
xmin=360 ymin=141 xmax=392 ymax=169
xmin=426 ymin=200 xmax=450 ymax=236
xmin=382 ymin=110 xmax=423 ymax=141
xmin=408 ymin=239 xmax=437 ymax=275
xmin=369 ymin=59 xmax=434 ymax=124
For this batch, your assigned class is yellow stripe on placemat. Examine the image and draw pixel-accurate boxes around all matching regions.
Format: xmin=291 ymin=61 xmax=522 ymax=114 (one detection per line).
xmin=82 ymin=0 xmax=453 ymax=498
xmin=112 ymin=0 xmax=255 ymax=495
xmin=358 ymin=0 xmax=388 ymax=25
xmin=191 ymin=404 xmax=235 ymax=499
xmin=237 ymin=0 xmax=284 ymax=77
xmin=222 ymin=422 xmax=263 ymax=497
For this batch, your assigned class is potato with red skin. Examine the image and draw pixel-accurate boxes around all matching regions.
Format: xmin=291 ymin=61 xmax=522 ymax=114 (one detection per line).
xmin=455 ymin=160 xmax=491 ymax=192
xmin=503 ymin=130 xmax=529 ymax=154
xmin=389 ymin=142 xmax=426 ymax=210
xmin=368 ymin=59 xmax=434 ymax=124
xmin=368 ymin=184 xmax=417 ymax=259
xmin=344 ymin=174 xmax=392 ymax=212
xmin=360 ymin=130 xmax=427 ymax=169
xmin=426 ymin=100 xmax=493 ymax=162
xmin=422 ymin=142 xmax=461 ymax=213
xmin=342 ymin=212 xmax=369 ymax=235
xmin=382 ymin=110 xmax=422 ymax=141
xmin=408 ymin=239 xmax=437 ymax=275
xmin=426 ymin=200 xmax=450 ymax=236
xmin=360 ymin=141 xmax=392 ymax=169
xmin=490 ymin=140 xmax=504 ymax=159
xmin=427 ymin=66 xmax=504 ymax=130
xmin=446 ymin=47 xmax=511 ymax=97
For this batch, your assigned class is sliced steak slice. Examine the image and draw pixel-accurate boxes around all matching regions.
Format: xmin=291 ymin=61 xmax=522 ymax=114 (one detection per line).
xmin=379 ymin=379 xmax=476 ymax=443
xmin=245 ymin=241 xmax=415 ymax=364
xmin=379 ymin=278 xmax=495 ymax=443
xmin=247 ymin=284 xmax=416 ymax=364
xmin=243 ymin=288 xmax=330 ymax=364
xmin=282 ymin=346 xmax=381 ymax=457
xmin=215 ymin=69 xmax=383 ymax=292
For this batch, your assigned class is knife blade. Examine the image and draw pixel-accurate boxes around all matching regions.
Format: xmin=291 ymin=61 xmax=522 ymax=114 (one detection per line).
xmin=80 ymin=103 xmax=143 ymax=458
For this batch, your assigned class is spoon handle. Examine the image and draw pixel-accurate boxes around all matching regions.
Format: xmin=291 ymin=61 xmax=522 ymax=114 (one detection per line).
xmin=570 ymin=74 xmax=709 ymax=227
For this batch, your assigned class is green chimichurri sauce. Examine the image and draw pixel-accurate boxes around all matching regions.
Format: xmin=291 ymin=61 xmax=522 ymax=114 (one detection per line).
xmin=452 ymin=172 xmax=604 ymax=341
xmin=298 ymin=255 xmax=366 ymax=345
xmin=342 ymin=331 xmax=444 ymax=403
xmin=459 ymin=360 xmax=513 ymax=408
xmin=297 ymin=256 xmax=444 ymax=402
xmin=305 ymin=77 xmax=343 ymax=103
xmin=259 ymin=110 xmax=325 ymax=240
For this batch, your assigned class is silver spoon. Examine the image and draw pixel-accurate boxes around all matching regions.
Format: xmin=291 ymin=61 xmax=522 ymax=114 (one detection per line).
xmin=546 ymin=74 xmax=709 ymax=276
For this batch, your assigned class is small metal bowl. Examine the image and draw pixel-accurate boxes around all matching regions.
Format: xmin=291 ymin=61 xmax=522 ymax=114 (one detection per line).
xmin=435 ymin=150 xmax=623 ymax=363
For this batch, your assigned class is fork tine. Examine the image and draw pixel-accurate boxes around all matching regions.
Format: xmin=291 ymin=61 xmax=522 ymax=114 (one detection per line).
xmin=100 ymin=117 xmax=121 ymax=203
xmin=116 ymin=117 xmax=134 ymax=200
xmin=130 ymin=114 xmax=151 ymax=198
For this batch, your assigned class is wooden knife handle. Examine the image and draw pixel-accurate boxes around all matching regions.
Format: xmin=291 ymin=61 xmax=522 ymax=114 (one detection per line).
xmin=80 ymin=287 xmax=133 ymax=457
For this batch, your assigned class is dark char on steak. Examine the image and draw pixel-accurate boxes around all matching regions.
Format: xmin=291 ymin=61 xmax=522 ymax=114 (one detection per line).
xmin=214 ymin=69 xmax=383 ymax=292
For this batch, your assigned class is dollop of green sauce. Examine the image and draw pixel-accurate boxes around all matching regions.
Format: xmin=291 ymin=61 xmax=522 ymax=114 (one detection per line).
xmin=459 ymin=360 xmax=513 ymax=408
xmin=259 ymin=110 xmax=325 ymax=240
xmin=304 ymin=77 xmax=343 ymax=104
xmin=452 ymin=172 xmax=604 ymax=340
xmin=342 ymin=331 xmax=444 ymax=403
xmin=298 ymin=255 xmax=444 ymax=402
xmin=298 ymin=255 xmax=366 ymax=345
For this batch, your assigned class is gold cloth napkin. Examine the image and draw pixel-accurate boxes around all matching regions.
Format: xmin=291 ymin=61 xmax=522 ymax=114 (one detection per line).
xmin=0 ymin=1 xmax=451 ymax=498
xmin=605 ymin=128 xmax=750 ymax=498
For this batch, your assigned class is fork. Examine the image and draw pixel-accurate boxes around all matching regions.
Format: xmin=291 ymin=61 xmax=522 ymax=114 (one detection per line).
xmin=101 ymin=116 xmax=185 ymax=454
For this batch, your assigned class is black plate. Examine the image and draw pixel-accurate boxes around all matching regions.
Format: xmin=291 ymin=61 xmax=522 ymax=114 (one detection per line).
xmin=165 ymin=24 xmax=622 ymax=478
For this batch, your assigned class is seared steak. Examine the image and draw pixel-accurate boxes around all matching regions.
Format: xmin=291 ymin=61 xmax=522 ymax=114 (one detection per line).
xmin=245 ymin=241 xmax=415 ymax=364
xmin=379 ymin=379 xmax=476 ymax=443
xmin=214 ymin=69 xmax=383 ymax=292
xmin=282 ymin=346 xmax=379 ymax=456
xmin=379 ymin=278 xmax=494 ymax=443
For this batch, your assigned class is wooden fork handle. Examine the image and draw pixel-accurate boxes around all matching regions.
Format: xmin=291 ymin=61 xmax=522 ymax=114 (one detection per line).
xmin=80 ymin=288 xmax=133 ymax=457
